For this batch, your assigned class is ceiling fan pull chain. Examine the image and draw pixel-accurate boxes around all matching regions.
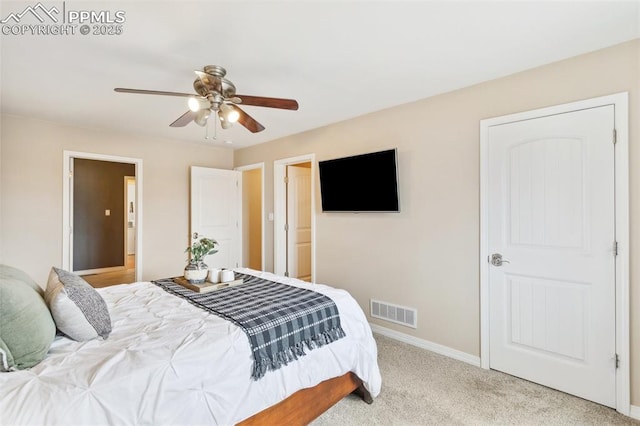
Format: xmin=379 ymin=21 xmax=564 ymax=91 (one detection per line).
xmin=205 ymin=114 xmax=217 ymax=140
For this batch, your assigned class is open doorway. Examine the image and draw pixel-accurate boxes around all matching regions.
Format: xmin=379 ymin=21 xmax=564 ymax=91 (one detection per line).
xmin=62 ymin=151 xmax=143 ymax=287
xmin=236 ymin=163 xmax=265 ymax=270
xmin=274 ymin=154 xmax=316 ymax=282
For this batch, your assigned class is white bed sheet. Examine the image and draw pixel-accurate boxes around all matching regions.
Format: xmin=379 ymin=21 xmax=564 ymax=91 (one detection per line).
xmin=0 ymin=268 xmax=381 ymax=425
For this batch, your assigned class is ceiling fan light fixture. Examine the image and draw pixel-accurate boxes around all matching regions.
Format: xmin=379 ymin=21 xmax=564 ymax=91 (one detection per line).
xmin=219 ymin=114 xmax=233 ymax=129
xmin=220 ymin=103 xmax=240 ymax=123
xmin=188 ymin=97 xmax=201 ymax=112
xmin=194 ymin=109 xmax=210 ymax=126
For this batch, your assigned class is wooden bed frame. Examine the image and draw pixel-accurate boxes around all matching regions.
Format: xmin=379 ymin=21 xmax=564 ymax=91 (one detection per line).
xmin=238 ymin=372 xmax=372 ymax=425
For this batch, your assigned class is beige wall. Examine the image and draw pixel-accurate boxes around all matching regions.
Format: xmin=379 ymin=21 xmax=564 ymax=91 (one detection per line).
xmin=0 ymin=115 xmax=233 ymax=284
xmin=234 ymin=40 xmax=640 ymax=404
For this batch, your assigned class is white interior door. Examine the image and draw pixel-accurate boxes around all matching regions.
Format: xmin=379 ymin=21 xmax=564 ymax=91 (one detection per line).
xmin=488 ymin=105 xmax=616 ymax=407
xmin=190 ymin=167 xmax=242 ymax=269
xmin=286 ymin=165 xmax=312 ymax=281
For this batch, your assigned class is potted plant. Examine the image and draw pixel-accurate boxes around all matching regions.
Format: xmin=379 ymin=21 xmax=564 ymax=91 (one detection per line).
xmin=184 ymin=236 xmax=218 ymax=283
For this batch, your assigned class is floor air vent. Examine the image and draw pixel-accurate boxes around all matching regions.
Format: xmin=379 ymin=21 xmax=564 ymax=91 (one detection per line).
xmin=370 ymin=299 xmax=417 ymax=328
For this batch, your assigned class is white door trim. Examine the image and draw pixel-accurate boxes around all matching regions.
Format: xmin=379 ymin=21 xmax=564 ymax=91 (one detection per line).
xmin=274 ymin=154 xmax=316 ymax=282
xmin=124 ymin=175 xmax=135 ymax=264
xmin=235 ymin=162 xmax=266 ymax=270
xmin=62 ymin=151 xmax=143 ymax=282
xmin=479 ymin=92 xmax=629 ymax=415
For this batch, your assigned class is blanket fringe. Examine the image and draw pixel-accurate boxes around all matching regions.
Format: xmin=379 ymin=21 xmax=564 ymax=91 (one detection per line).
xmin=251 ymin=326 xmax=346 ymax=380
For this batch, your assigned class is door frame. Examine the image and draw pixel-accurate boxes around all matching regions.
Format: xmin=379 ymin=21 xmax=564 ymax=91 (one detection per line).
xmin=479 ymin=92 xmax=629 ymax=414
xmin=274 ymin=154 xmax=316 ymax=282
xmin=62 ymin=151 xmax=143 ymax=282
xmin=235 ymin=162 xmax=265 ymax=270
xmin=124 ymin=175 xmax=136 ymax=262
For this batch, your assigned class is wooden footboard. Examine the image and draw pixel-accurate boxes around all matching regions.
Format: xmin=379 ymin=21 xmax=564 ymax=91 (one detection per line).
xmin=237 ymin=372 xmax=372 ymax=425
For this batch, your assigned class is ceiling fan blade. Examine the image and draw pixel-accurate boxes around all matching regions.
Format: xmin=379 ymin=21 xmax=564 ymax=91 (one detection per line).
xmin=114 ymin=88 xmax=196 ymax=98
xmin=170 ymin=110 xmax=196 ymax=127
xmin=235 ymin=95 xmax=299 ymax=110
xmin=235 ymin=106 xmax=266 ymax=133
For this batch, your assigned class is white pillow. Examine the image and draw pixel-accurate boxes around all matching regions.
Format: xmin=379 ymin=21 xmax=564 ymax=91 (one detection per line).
xmin=44 ymin=267 xmax=112 ymax=341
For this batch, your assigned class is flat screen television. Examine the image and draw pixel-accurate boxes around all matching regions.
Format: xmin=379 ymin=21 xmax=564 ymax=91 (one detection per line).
xmin=319 ymin=148 xmax=400 ymax=212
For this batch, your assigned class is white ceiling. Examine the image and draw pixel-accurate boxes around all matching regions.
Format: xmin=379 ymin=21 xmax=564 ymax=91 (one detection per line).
xmin=1 ymin=1 xmax=639 ymax=149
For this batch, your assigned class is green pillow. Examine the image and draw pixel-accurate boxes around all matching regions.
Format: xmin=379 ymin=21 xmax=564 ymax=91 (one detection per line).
xmin=0 ymin=265 xmax=56 ymax=371
xmin=0 ymin=264 xmax=44 ymax=296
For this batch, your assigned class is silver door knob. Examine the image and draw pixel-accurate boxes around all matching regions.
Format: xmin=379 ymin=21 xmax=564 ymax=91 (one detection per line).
xmin=490 ymin=253 xmax=510 ymax=267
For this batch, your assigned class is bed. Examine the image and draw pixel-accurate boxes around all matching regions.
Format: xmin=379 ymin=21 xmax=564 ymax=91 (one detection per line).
xmin=0 ymin=267 xmax=381 ymax=425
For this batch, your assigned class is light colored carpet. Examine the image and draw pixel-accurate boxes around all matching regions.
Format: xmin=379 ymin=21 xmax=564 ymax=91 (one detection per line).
xmin=313 ymin=334 xmax=639 ymax=425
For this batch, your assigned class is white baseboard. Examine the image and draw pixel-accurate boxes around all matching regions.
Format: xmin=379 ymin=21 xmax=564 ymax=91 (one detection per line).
xmin=369 ymin=323 xmax=481 ymax=367
xmin=630 ymin=405 xmax=640 ymax=420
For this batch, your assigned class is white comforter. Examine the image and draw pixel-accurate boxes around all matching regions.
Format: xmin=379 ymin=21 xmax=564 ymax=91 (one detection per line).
xmin=0 ymin=268 xmax=381 ymax=425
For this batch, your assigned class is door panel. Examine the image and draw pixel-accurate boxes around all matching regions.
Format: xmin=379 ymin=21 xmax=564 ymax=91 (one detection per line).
xmin=508 ymin=275 xmax=587 ymax=360
xmin=488 ymin=106 xmax=615 ymax=407
xmin=190 ymin=167 xmax=241 ymax=270
xmin=508 ymin=138 xmax=585 ymax=249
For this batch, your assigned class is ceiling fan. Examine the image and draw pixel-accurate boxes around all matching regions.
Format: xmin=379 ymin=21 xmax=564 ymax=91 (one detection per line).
xmin=114 ymin=65 xmax=298 ymax=133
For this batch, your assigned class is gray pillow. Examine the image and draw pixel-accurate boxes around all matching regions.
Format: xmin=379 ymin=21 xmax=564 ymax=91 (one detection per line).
xmin=0 ymin=265 xmax=56 ymax=371
xmin=45 ymin=267 xmax=112 ymax=341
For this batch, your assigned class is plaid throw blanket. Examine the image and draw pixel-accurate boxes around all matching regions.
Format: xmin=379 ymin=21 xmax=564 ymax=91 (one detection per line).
xmin=152 ymin=272 xmax=345 ymax=380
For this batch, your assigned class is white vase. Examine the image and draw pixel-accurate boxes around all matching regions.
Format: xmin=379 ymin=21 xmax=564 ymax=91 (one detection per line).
xmin=184 ymin=261 xmax=208 ymax=284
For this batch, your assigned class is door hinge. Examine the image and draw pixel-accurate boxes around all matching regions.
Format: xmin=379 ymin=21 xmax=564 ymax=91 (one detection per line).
xmin=284 ymin=223 xmax=289 ymax=232
xmin=284 ymin=176 xmax=289 ymax=184
xmin=69 ymin=171 xmax=73 ymax=178
xmin=615 ymin=353 xmax=620 ymax=369
xmin=613 ymin=129 xmax=617 ymax=145
xmin=284 ymin=271 xmax=289 ymax=277
xmin=613 ymin=241 xmax=618 ymax=256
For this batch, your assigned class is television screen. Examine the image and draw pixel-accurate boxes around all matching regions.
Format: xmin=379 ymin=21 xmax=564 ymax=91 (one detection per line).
xmin=319 ymin=149 xmax=400 ymax=212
